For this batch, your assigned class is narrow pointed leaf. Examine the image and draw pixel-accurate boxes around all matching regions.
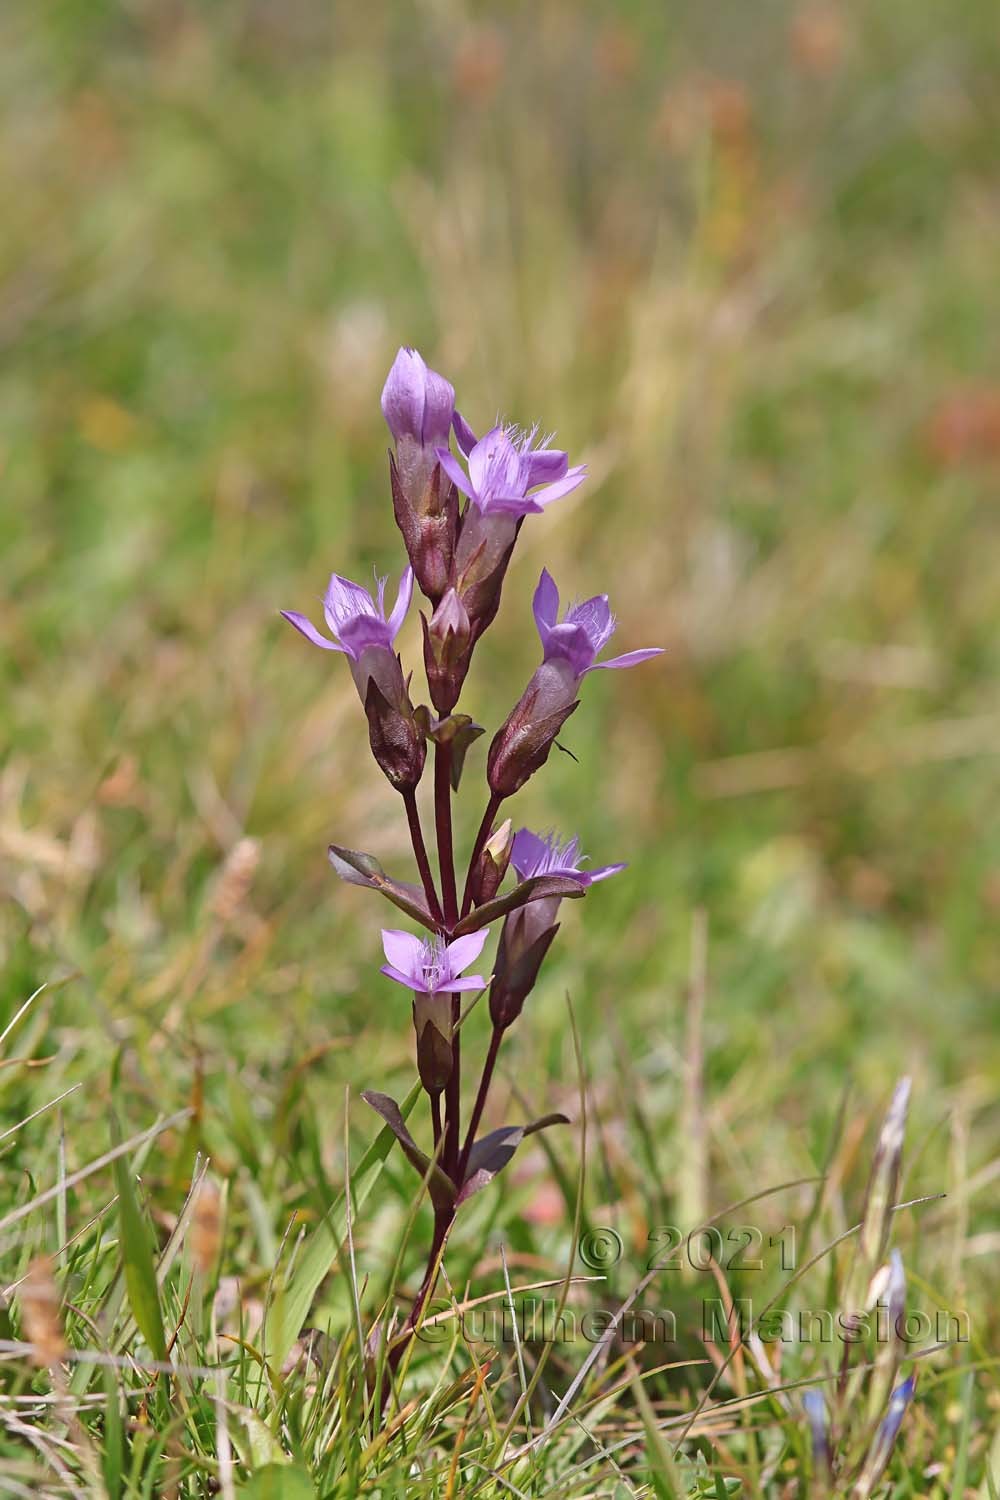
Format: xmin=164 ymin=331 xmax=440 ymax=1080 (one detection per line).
xmin=452 ymin=875 xmax=584 ymax=936
xmin=457 ymin=1113 xmax=569 ymax=1204
xmin=328 ymin=845 xmax=434 ymax=930
xmin=361 ymin=1091 xmax=455 ymax=1216
xmin=111 ymin=1143 xmax=167 ymax=1363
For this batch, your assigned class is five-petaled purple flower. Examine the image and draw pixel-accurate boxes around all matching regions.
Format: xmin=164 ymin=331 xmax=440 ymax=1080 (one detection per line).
xmin=440 ymin=421 xmax=587 ymax=649
xmin=382 ymin=928 xmax=491 ymax=1092
xmin=511 ymin=829 xmax=626 ymax=888
xmin=486 ymin=569 xmax=663 ymax=797
xmin=282 ymin=568 xmax=413 ymax=664
xmin=439 ymin=421 xmax=586 ymax=518
xmin=380 ymin=928 xmax=490 ymax=995
xmin=489 ymin=828 xmax=624 ymax=1032
xmin=282 ymin=567 xmax=425 ymax=789
xmin=533 ymin=568 xmax=663 ymax=679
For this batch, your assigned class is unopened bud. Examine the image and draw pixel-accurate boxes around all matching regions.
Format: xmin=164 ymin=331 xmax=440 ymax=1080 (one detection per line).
xmin=470 ymin=817 xmax=513 ymax=907
xmin=422 ymin=589 xmax=472 ymax=714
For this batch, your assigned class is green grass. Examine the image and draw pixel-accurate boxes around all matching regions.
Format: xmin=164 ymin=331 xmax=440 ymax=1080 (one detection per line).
xmin=2 ymin=0 xmax=999 ymax=1493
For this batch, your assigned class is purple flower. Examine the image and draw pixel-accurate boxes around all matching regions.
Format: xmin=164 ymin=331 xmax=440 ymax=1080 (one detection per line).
xmin=283 ymin=567 xmax=425 ymax=790
xmin=382 ymin=349 xmax=459 ymax=603
xmin=381 ymin=928 xmax=490 ymax=995
xmin=855 ymin=1374 xmax=916 ymax=1493
xmin=281 ymin=567 xmax=413 ymax=660
xmin=488 ymin=831 xmax=622 ymax=1032
xmin=437 ymin=421 xmax=585 ymax=518
xmin=532 ymin=569 xmax=663 ymax=679
xmin=878 ymin=1374 xmax=916 ymax=1450
xmin=486 ymin=572 xmax=662 ymax=798
xmin=511 ymin=829 xmax=625 ymax=888
xmin=381 ymin=348 xmax=455 ymax=450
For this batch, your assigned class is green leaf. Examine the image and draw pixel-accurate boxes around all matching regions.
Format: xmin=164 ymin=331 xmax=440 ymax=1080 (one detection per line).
xmin=111 ymin=1129 xmax=167 ymax=1363
xmin=629 ymin=1364 xmax=684 ymax=1499
xmin=262 ymin=1081 xmax=421 ymax=1372
xmin=240 ymin=1464 xmax=315 ymax=1499
xmin=101 ymin=1364 xmax=124 ymax=1500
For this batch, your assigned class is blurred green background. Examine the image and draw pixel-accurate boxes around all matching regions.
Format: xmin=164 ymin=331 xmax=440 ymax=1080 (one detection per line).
xmin=2 ymin=0 xmax=998 ymax=1373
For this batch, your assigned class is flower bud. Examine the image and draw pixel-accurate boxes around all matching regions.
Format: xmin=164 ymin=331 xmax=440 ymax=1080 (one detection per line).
xmin=486 ymin=660 xmax=580 ymax=798
xmin=469 ymin=817 xmax=514 ymax=907
xmin=421 ymin=588 xmax=472 ymax=714
xmin=382 ymin=349 xmax=459 ymax=604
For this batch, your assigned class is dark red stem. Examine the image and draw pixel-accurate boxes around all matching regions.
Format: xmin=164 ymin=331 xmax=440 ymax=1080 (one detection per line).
xmin=401 ymin=788 xmax=444 ymax=927
xmin=459 ymin=791 xmax=503 ymax=919
xmin=389 ymin=1203 xmax=454 ymax=1374
xmin=434 ymin=743 xmax=459 ymax=929
xmin=456 ymin=1024 xmax=504 ymax=1184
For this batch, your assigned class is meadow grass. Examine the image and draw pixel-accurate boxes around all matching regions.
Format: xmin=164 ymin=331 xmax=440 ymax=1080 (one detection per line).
xmin=1 ymin=0 xmax=998 ymax=1493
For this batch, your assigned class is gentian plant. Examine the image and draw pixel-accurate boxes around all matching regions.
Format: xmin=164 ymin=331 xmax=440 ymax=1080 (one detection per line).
xmin=283 ymin=347 xmax=662 ymax=1382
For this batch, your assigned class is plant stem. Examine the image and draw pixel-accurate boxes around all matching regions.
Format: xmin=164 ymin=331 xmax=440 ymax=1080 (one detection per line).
xmin=445 ymin=1000 xmax=461 ymax=1180
xmin=459 ymin=791 xmax=503 ymax=919
xmin=389 ymin=1203 xmax=454 ymax=1372
xmin=430 ymin=1091 xmax=442 ymax=1152
xmin=401 ymin=787 xmax=444 ymax=927
xmin=456 ymin=1024 xmax=504 ymax=1183
xmin=434 ymin=742 xmax=459 ymax=929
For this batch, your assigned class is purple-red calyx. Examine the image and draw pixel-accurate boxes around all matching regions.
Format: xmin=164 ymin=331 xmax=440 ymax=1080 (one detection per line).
xmin=423 ymin=586 xmax=472 ymax=714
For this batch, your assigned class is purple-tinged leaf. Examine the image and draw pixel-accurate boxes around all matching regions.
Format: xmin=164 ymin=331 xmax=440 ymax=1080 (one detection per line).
xmin=457 ymin=1113 xmax=569 ymax=1205
xmin=361 ymin=1091 xmax=455 ymax=1216
xmin=452 ymin=875 xmax=584 ymax=936
xmin=328 ymin=845 xmax=436 ymax=932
